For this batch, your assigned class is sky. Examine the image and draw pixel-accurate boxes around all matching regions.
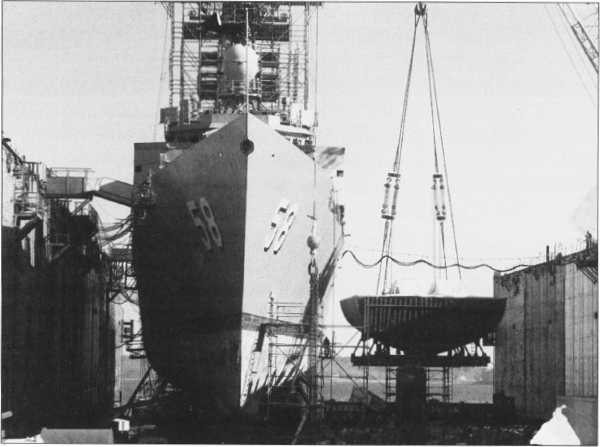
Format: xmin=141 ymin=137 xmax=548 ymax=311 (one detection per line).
xmin=3 ymin=2 xmax=598 ymax=343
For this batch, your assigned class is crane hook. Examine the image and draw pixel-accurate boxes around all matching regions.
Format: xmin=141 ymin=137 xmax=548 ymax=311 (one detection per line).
xmin=415 ymin=3 xmax=427 ymax=17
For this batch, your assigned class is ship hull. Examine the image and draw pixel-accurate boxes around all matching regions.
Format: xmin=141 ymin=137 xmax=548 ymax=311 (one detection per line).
xmin=132 ymin=115 xmax=342 ymax=415
xmin=341 ymin=295 xmax=506 ymax=354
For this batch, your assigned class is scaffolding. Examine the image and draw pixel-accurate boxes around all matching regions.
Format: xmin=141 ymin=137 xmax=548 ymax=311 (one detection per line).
xmin=348 ymin=296 xmax=501 ymax=418
xmin=262 ymin=249 xmax=326 ymax=441
xmin=165 ymin=2 xmax=318 ymax=115
xmin=4 ymin=145 xmax=103 ymax=268
xmin=426 ymin=367 xmax=452 ymax=403
xmin=109 ymin=245 xmax=177 ymax=419
xmin=265 ymin=299 xmax=311 ymax=413
xmin=12 ymin=161 xmax=47 ymax=224
xmin=108 ymin=245 xmax=138 ymax=306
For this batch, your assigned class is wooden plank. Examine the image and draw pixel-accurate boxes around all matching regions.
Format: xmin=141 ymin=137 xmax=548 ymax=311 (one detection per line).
xmin=493 ymin=276 xmax=504 ymax=393
xmin=532 ymin=271 xmax=540 ymax=416
xmin=495 ymin=271 xmax=527 ymax=413
xmin=589 ymin=274 xmax=596 ymax=397
xmin=541 ymin=272 xmax=549 ymax=416
xmin=556 ymin=264 xmax=565 ymax=396
xmin=517 ymin=273 xmax=526 ymax=413
xmin=540 ymin=271 xmax=549 ymax=416
xmin=578 ymin=267 xmax=585 ymax=397
xmin=541 ymin=272 xmax=552 ymax=416
xmin=524 ymin=273 xmax=533 ymax=415
xmin=565 ymin=264 xmax=574 ymax=396
xmin=547 ymin=268 xmax=554 ymax=399
xmin=517 ymin=274 xmax=526 ymax=413
xmin=593 ymin=278 xmax=598 ymax=398
xmin=582 ymin=271 xmax=593 ymax=396
xmin=581 ymin=271 xmax=588 ymax=397
xmin=573 ymin=264 xmax=582 ymax=396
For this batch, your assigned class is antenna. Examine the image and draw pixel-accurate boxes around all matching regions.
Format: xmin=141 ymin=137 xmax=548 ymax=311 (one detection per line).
xmin=245 ymin=6 xmax=250 ymax=114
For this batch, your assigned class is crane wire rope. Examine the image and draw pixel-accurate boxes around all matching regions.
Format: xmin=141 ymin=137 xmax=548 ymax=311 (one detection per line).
xmin=423 ymin=12 xmax=449 ymax=280
xmin=555 ymin=5 xmax=598 ymax=83
xmin=376 ymin=11 xmax=422 ymax=294
xmin=422 ymin=10 xmax=448 ymax=281
xmin=423 ymin=13 xmax=462 ymax=280
xmin=558 ymin=4 xmax=599 ymax=75
xmin=545 ymin=4 xmax=598 ymax=108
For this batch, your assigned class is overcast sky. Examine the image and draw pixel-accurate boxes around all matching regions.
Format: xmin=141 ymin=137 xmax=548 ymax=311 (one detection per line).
xmin=3 ymin=2 xmax=598 ymax=320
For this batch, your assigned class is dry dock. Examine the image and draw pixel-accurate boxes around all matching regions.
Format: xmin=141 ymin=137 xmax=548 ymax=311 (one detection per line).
xmin=1 ymin=138 xmax=124 ymax=437
xmin=494 ymin=242 xmax=598 ymax=445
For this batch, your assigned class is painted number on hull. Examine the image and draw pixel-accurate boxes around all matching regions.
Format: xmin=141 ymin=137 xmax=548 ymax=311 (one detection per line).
xmin=187 ymin=198 xmax=223 ymax=252
xmin=264 ymin=199 xmax=299 ymax=254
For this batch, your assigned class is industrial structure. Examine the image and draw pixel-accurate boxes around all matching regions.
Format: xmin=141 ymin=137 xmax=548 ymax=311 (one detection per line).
xmin=1 ymin=2 xmax=596 ymax=444
xmin=494 ymin=240 xmax=598 ymax=445
xmin=165 ymin=2 xmax=316 ymax=114
xmin=1 ymin=138 xmax=131 ymax=437
xmin=334 ymin=4 xmax=506 ymax=431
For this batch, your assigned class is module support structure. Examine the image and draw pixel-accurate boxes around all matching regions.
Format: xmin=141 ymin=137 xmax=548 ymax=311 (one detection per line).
xmin=352 ymin=296 xmax=492 ymax=419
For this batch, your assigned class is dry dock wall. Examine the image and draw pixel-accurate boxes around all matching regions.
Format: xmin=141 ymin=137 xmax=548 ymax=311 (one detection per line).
xmin=494 ymin=252 xmax=597 ymax=444
xmin=2 ymin=142 xmax=122 ymax=437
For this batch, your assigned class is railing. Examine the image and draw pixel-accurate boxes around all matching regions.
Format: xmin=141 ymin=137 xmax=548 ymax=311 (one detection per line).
xmin=45 ymin=233 xmax=70 ymax=260
xmin=54 ymin=198 xmax=97 ymax=221
xmin=47 ymin=167 xmax=92 ymax=178
xmin=218 ymin=79 xmax=262 ymax=98
xmin=13 ymin=191 xmax=43 ymax=216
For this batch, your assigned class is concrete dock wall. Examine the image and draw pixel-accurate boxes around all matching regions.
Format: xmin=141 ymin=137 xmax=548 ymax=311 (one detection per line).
xmin=494 ymin=250 xmax=597 ymax=444
xmin=1 ymin=142 xmax=122 ymax=437
xmin=564 ymin=263 xmax=598 ymax=398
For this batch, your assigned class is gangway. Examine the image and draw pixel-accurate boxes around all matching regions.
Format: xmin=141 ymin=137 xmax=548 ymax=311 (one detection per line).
xmin=91 ymin=180 xmax=134 ymax=207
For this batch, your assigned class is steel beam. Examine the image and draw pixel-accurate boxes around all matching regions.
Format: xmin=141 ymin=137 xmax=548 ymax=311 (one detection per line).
xmin=350 ymin=353 xmax=490 ymax=368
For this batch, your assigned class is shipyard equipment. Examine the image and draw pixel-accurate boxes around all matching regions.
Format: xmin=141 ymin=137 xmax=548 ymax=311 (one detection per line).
xmin=339 ymin=3 xmax=507 ymax=418
xmin=557 ymin=3 xmax=599 ymax=73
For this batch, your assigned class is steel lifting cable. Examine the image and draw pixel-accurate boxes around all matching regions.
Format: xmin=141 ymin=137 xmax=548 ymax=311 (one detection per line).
xmin=423 ymin=10 xmax=440 ymax=175
xmin=376 ymin=8 xmax=423 ymax=294
xmin=423 ymin=15 xmax=462 ymax=280
xmin=392 ymin=19 xmax=420 ymax=173
xmin=424 ymin=18 xmax=449 ymax=279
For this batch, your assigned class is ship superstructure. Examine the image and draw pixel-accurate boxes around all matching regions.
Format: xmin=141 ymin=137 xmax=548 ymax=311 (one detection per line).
xmin=157 ymin=2 xmax=319 ymax=148
xmin=131 ymin=2 xmax=344 ymax=416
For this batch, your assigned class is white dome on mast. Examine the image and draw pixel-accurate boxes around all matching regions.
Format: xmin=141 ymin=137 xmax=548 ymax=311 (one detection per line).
xmin=223 ymin=44 xmax=259 ymax=82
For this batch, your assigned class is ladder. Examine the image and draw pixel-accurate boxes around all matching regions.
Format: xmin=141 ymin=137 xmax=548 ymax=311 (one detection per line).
xmin=384 ymin=366 xmax=397 ymax=403
xmin=426 ymin=367 xmax=452 ymax=403
xmin=240 ymin=326 xmax=266 ymax=407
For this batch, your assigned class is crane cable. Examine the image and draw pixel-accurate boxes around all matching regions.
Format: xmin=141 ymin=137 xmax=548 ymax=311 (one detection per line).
xmin=545 ymin=4 xmax=597 ymax=108
xmin=378 ymin=2 xmax=465 ymax=292
xmin=423 ymin=8 xmax=462 ymax=280
xmin=376 ymin=6 xmax=423 ymax=294
xmin=423 ymin=10 xmax=448 ymax=280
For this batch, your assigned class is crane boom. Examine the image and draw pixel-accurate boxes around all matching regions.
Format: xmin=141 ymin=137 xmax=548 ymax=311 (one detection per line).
xmin=558 ymin=3 xmax=599 ymax=73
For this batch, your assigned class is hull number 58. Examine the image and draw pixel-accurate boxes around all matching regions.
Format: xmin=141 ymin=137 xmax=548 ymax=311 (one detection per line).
xmin=187 ymin=198 xmax=223 ymax=252
xmin=264 ymin=199 xmax=299 ymax=254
